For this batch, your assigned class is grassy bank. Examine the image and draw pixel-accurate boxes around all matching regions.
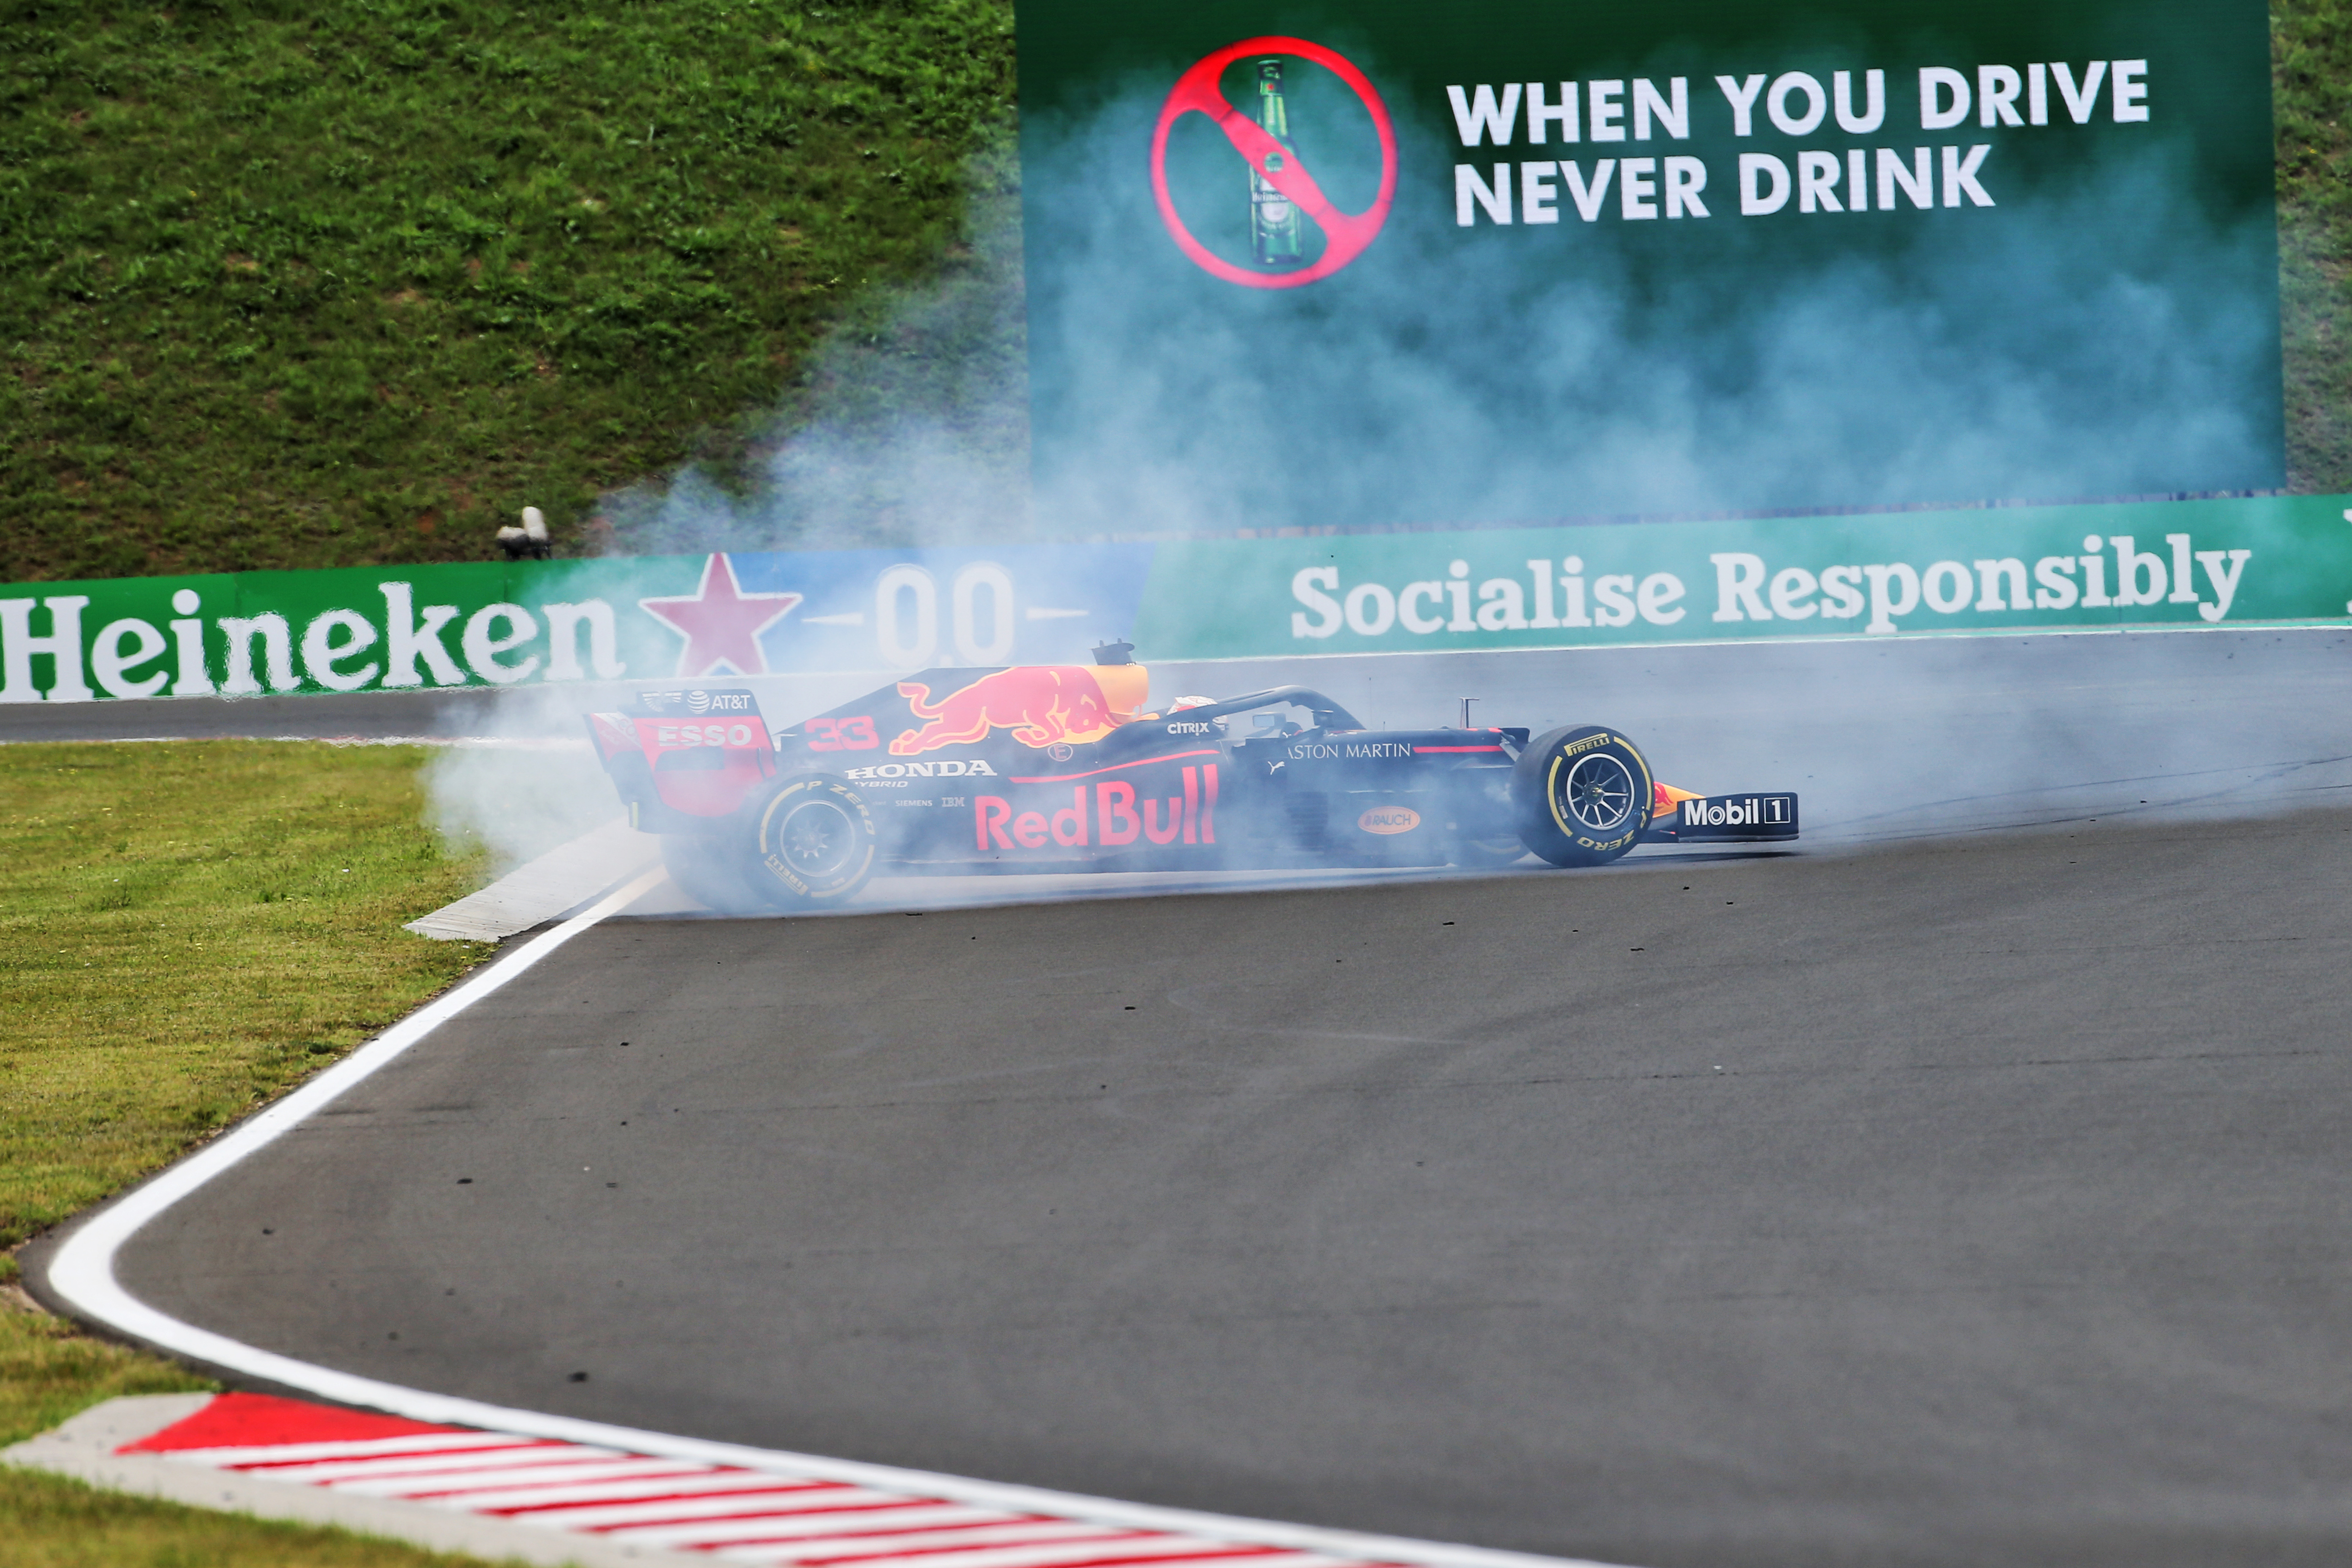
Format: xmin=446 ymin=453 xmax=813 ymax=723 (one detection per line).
xmin=10 ymin=3 xmax=2352 ymax=583
xmin=0 ymin=739 xmax=503 ymax=1559
xmin=0 ymin=0 xmax=1018 ymax=580
xmin=2275 ymin=0 xmax=2352 ymax=490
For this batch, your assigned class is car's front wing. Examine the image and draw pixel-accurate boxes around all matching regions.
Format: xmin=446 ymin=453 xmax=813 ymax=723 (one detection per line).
xmin=1644 ymin=791 xmax=1800 ymax=845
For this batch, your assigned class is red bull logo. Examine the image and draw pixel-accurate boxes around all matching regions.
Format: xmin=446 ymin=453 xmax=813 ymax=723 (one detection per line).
xmin=891 ymin=665 xmax=1151 ymax=755
xmin=975 ymin=766 xmax=1220 ymax=851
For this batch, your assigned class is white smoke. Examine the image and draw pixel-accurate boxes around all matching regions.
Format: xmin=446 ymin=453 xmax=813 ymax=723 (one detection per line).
xmin=1018 ymin=64 xmax=2278 ymax=533
xmin=412 ymin=73 xmax=2331 ymax=919
xmin=601 ymin=131 xmax=1031 ymax=559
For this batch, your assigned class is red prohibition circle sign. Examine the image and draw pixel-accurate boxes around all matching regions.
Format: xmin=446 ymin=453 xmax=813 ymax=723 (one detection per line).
xmin=1151 ymin=37 xmax=1397 ymax=289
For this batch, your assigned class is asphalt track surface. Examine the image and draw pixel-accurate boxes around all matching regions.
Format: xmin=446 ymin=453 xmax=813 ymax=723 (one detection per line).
xmin=30 ymin=628 xmax=2352 ymax=1568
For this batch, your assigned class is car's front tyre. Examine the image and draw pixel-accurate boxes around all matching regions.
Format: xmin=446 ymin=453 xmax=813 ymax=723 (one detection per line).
xmin=1514 ymin=725 xmax=1654 ymax=867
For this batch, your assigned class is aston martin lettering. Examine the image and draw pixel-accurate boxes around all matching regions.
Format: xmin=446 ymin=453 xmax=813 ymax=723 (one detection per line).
xmin=1285 ymin=741 xmax=1416 ymax=760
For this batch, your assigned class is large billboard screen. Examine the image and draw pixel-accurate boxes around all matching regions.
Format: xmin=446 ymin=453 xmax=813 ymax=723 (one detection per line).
xmin=1016 ymin=1 xmax=2282 ymax=533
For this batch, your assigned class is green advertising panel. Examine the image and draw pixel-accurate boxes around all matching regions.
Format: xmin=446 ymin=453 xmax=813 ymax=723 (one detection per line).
xmin=1018 ymin=0 xmax=2282 ymax=533
xmin=0 ymin=546 xmax=1164 ymax=703
xmin=5 ymin=496 xmax=2347 ymax=705
xmin=1130 ymin=495 xmax=2352 ymax=658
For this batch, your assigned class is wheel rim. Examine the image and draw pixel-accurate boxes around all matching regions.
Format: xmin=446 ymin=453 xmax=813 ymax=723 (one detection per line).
xmin=1560 ymin=752 xmax=1637 ymax=833
xmin=772 ymin=797 xmax=858 ymax=878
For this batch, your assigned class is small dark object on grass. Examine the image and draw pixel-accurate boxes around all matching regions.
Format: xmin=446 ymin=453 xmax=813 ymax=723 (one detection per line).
xmin=495 ymin=506 xmax=552 ymax=561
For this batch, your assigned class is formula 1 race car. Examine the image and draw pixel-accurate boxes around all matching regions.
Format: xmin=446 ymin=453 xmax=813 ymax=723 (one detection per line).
xmin=584 ymin=644 xmax=1799 ymax=912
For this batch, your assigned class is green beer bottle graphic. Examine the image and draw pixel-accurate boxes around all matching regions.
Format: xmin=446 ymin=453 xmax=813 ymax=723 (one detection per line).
xmin=1250 ymin=59 xmax=1304 ymax=267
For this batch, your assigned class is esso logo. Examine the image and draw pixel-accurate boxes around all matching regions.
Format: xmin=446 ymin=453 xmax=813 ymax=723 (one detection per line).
xmin=1152 ymin=37 xmax=1397 ymax=289
xmin=656 ymin=722 xmax=757 ymax=748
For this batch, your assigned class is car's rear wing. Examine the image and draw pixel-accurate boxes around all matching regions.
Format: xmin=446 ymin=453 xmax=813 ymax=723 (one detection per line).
xmin=1645 ymin=792 xmax=1799 ymax=845
xmin=584 ymin=688 xmax=776 ymax=832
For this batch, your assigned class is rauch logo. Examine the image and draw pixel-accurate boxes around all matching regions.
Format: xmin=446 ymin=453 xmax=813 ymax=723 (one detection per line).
xmin=1152 ymin=37 xmax=1397 ymax=289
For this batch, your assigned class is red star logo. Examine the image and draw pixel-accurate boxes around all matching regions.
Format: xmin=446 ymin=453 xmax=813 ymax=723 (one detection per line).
xmin=637 ymin=554 xmax=802 ymax=677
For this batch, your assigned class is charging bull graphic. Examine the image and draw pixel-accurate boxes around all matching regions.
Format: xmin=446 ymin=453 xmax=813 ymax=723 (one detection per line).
xmin=891 ymin=665 xmax=1152 ymax=755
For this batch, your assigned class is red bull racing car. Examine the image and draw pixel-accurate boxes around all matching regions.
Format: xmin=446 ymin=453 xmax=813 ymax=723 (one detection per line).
xmin=584 ymin=644 xmax=1798 ymax=912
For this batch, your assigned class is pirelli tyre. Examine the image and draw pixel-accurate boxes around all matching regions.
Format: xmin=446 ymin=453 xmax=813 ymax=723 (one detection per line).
xmin=743 ymin=774 xmax=877 ymax=909
xmin=1514 ymin=725 xmax=1656 ymax=868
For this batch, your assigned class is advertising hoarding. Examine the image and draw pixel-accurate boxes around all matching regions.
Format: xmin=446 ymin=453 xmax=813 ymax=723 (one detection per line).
xmin=1018 ymin=0 xmax=2283 ymax=532
xmin=5 ymin=495 xmax=2351 ymax=704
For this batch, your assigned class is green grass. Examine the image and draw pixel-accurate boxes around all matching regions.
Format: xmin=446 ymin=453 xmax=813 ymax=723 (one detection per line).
xmin=0 ymin=1306 xmax=213 ymax=1452
xmin=0 ymin=0 xmax=1019 ymax=580
xmin=0 ymin=742 xmax=494 ymax=1251
xmin=0 ymin=1460 xmax=523 ymax=1568
xmin=7 ymin=2 xmax=2352 ymax=582
xmin=0 ymin=739 xmax=513 ymax=1562
xmin=2275 ymin=0 xmax=2352 ymax=492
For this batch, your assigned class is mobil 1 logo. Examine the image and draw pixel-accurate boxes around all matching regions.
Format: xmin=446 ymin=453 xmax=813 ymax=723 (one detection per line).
xmin=1677 ymin=793 xmax=1799 ymax=841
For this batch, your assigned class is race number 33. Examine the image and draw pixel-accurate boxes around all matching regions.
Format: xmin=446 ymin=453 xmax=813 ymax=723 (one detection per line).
xmin=807 ymin=716 xmax=879 ymax=751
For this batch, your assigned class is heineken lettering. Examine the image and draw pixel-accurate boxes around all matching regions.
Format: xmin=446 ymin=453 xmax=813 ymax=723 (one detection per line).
xmin=0 ymin=546 xmax=1160 ymax=702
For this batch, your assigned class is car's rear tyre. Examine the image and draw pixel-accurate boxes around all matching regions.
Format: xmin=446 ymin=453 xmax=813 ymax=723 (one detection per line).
xmin=1514 ymin=725 xmax=1655 ymax=867
xmin=660 ymin=833 xmax=764 ymax=915
xmin=743 ymin=774 xmax=877 ymax=909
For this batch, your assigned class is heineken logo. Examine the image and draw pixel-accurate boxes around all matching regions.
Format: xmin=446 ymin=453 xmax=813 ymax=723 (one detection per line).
xmin=1151 ymin=37 xmax=1396 ymax=289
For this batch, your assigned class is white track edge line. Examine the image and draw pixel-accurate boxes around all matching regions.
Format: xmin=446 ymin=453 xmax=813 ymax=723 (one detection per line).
xmin=38 ymin=865 xmax=1635 ymax=1568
